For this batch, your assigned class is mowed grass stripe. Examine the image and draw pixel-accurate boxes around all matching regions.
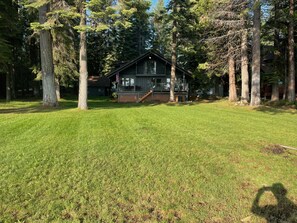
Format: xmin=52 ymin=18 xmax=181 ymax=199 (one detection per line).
xmin=0 ymin=99 xmax=297 ymax=222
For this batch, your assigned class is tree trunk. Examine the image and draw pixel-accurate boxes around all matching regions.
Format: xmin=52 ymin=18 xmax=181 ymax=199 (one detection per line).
xmin=78 ymin=6 xmax=88 ymax=110
xmin=55 ymin=78 xmax=61 ymax=100
xmin=288 ymin=0 xmax=295 ymax=102
xmin=169 ymin=18 xmax=177 ymax=102
xmin=6 ymin=72 xmax=11 ymax=102
xmin=272 ymin=2 xmax=280 ymax=102
xmin=39 ymin=4 xmax=58 ymax=107
xmin=241 ymin=28 xmax=249 ymax=104
xmin=283 ymin=45 xmax=288 ymax=100
xmin=11 ymin=67 xmax=16 ymax=99
xmin=228 ymin=46 xmax=237 ymax=102
xmin=250 ymin=0 xmax=261 ymax=106
xmin=271 ymin=84 xmax=279 ymax=101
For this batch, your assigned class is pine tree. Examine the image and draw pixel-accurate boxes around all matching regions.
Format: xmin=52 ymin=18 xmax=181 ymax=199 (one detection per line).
xmin=0 ymin=0 xmax=18 ymax=102
xmin=197 ymin=0 xmax=247 ymax=102
xmin=250 ymin=0 xmax=261 ymax=106
xmin=0 ymin=0 xmax=13 ymax=67
xmin=77 ymin=0 xmax=88 ymax=110
xmin=241 ymin=27 xmax=249 ymax=103
xmin=261 ymin=0 xmax=288 ymax=102
xmin=39 ymin=3 xmax=58 ymax=106
xmin=271 ymin=0 xmax=280 ymax=102
xmin=167 ymin=0 xmax=194 ymax=102
xmin=152 ymin=0 xmax=170 ymax=55
xmin=241 ymin=7 xmax=249 ymax=104
xmin=24 ymin=0 xmax=58 ymax=106
xmin=76 ymin=0 xmax=136 ymax=109
xmin=87 ymin=0 xmax=119 ymax=76
xmin=117 ymin=0 xmax=151 ymax=62
xmin=51 ymin=0 xmax=79 ymax=99
xmin=287 ymin=0 xmax=295 ymax=102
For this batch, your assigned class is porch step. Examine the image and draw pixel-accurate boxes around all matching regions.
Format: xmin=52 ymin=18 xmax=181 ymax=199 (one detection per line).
xmin=137 ymin=90 xmax=153 ymax=103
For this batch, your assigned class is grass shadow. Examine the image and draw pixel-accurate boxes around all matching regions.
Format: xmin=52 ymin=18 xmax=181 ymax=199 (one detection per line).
xmin=0 ymin=105 xmax=52 ymax=114
xmin=0 ymin=97 xmax=161 ymax=114
xmin=253 ymin=105 xmax=297 ymax=115
xmin=0 ymin=97 xmax=235 ymax=114
xmin=252 ymin=100 xmax=297 ymax=115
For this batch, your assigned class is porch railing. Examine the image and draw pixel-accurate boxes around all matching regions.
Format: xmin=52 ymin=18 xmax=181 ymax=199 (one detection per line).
xmin=117 ymin=82 xmax=188 ymax=92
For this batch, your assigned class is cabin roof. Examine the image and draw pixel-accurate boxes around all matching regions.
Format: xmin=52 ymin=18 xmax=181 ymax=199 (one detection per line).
xmin=107 ymin=50 xmax=192 ymax=78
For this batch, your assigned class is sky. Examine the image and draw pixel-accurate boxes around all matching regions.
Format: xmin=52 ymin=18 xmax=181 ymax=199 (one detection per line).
xmin=151 ymin=0 xmax=169 ymax=9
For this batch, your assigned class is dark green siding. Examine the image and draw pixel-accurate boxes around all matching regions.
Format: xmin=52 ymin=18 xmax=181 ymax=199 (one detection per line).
xmin=157 ymin=61 xmax=166 ymax=74
xmin=118 ymin=54 xmax=189 ymax=92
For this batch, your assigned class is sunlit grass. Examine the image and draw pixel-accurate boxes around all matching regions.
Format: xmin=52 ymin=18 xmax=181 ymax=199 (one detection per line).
xmin=0 ymin=98 xmax=297 ymax=222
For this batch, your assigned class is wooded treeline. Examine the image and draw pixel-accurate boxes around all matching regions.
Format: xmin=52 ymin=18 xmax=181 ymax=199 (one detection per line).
xmin=0 ymin=0 xmax=296 ymax=108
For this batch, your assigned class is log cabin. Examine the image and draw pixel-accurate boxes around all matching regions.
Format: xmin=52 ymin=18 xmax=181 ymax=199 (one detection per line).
xmin=107 ymin=51 xmax=192 ymax=103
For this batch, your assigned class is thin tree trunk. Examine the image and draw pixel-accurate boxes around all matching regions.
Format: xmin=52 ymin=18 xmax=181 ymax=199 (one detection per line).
xmin=241 ymin=28 xmax=249 ymax=104
xmin=272 ymin=1 xmax=280 ymax=102
xmin=283 ymin=75 xmax=288 ymax=100
xmin=250 ymin=0 xmax=261 ymax=106
xmin=78 ymin=6 xmax=88 ymax=110
xmin=288 ymin=0 xmax=295 ymax=102
xmin=6 ymin=72 xmax=11 ymax=102
xmin=55 ymin=78 xmax=61 ymax=100
xmin=169 ymin=18 xmax=177 ymax=102
xmin=283 ymin=45 xmax=288 ymax=100
xmin=39 ymin=4 xmax=58 ymax=107
xmin=11 ymin=66 xmax=16 ymax=99
xmin=228 ymin=46 xmax=237 ymax=102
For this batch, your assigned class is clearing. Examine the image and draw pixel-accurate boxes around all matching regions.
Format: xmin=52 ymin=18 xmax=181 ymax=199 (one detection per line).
xmin=0 ymin=99 xmax=297 ymax=222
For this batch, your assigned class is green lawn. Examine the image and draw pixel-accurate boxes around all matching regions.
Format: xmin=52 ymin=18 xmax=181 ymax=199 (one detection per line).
xmin=0 ymin=98 xmax=297 ymax=222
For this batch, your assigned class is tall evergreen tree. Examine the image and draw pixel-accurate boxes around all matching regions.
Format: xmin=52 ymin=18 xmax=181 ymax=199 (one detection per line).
xmin=0 ymin=1 xmax=12 ymax=70
xmin=24 ymin=0 xmax=58 ymax=106
xmin=39 ymin=3 xmax=58 ymax=106
xmin=166 ymin=0 xmax=194 ymax=102
xmin=287 ymin=0 xmax=295 ymax=102
xmin=241 ymin=27 xmax=249 ymax=103
xmin=152 ymin=0 xmax=170 ymax=55
xmin=197 ymin=0 xmax=247 ymax=102
xmin=169 ymin=0 xmax=177 ymax=102
xmin=87 ymin=0 xmax=119 ymax=76
xmin=250 ymin=0 xmax=261 ymax=106
xmin=228 ymin=41 xmax=237 ymax=102
xmin=117 ymin=0 xmax=151 ymax=62
xmin=261 ymin=0 xmax=288 ymax=101
xmin=0 ymin=0 xmax=19 ymax=102
xmin=241 ymin=7 xmax=249 ymax=104
xmin=77 ymin=0 xmax=88 ymax=110
xmin=272 ymin=0 xmax=281 ymax=101
xmin=76 ymin=0 xmax=136 ymax=108
xmin=51 ymin=0 xmax=79 ymax=99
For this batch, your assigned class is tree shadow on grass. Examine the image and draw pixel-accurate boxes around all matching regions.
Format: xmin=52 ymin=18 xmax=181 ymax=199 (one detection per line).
xmin=251 ymin=183 xmax=297 ymax=222
xmin=165 ymin=99 xmax=218 ymax=107
xmin=0 ymin=105 xmax=49 ymax=114
xmin=0 ymin=98 xmax=161 ymax=114
xmin=0 ymin=97 xmax=221 ymax=114
xmin=253 ymin=106 xmax=297 ymax=115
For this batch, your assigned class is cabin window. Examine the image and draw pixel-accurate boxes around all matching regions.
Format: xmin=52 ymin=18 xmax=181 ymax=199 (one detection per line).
xmin=151 ymin=78 xmax=162 ymax=85
xmin=121 ymin=77 xmax=135 ymax=86
xmin=145 ymin=60 xmax=156 ymax=75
